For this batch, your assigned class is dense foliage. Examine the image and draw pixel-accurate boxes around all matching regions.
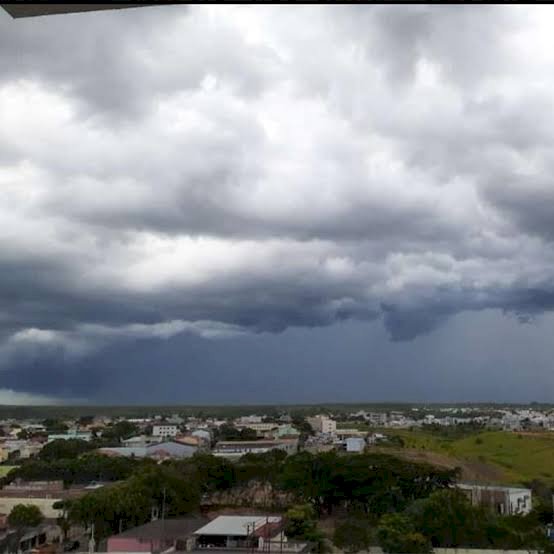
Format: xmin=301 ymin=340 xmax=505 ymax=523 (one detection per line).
xmin=400 ymin=489 xmax=550 ymax=550
xmin=38 ymin=439 xmax=96 ymax=461
xmin=8 ymin=504 xmax=44 ymax=529
xmin=333 ymin=518 xmax=374 ymax=553
xmin=11 ymin=440 xmax=553 ymax=552
xmin=279 ymin=451 xmax=457 ymax=517
xmin=67 ymin=464 xmax=199 ymax=540
xmin=8 ymin=453 xmax=149 ymax=485
xmin=213 ymin=424 xmax=258 ymax=442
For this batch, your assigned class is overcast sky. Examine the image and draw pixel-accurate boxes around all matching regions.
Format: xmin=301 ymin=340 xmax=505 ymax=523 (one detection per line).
xmin=2 ymin=4 xmax=554 ymax=405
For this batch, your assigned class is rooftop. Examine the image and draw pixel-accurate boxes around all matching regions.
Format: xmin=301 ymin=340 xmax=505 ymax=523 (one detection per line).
xmin=194 ymin=516 xmax=281 ymax=537
xmin=111 ymin=518 xmax=208 ymax=541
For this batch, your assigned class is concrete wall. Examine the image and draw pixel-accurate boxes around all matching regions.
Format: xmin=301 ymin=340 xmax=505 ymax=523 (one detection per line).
xmin=0 ymin=496 xmax=62 ymax=518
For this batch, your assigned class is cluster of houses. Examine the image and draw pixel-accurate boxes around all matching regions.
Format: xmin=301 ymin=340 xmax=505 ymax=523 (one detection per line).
xmin=0 ymin=408 xmax=545 ymax=554
xmin=346 ymin=406 xmax=554 ymax=431
xmin=105 ymin=514 xmax=308 ymax=553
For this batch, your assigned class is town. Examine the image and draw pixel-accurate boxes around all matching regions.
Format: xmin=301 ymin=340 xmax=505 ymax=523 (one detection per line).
xmin=0 ymin=404 xmax=552 ymax=554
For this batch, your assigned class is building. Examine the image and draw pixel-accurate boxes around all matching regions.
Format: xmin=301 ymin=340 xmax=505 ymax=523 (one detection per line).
xmin=212 ymin=439 xmax=298 ymax=460
xmin=456 ymin=483 xmax=532 ymax=516
xmin=99 ymin=441 xmax=197 ymax=460
xmin=236 ymin=415 xmax=263 ymax=425
xmin=122 ymin=435 xmax=160 ymax=448
xmin=335 ymin=428 xmax=366 ymax=440
xmin=0 ymin=480 xmax=105 ymax=518
xmin=152 ymin=425 xmax=179 ymax=438
xmin=306 ymin=415 xmax=336 ymax=435
xmin=235 ymin=422 xmax=278 ymax=436
xmin=107 ymin=517 xmax=208 ymax=552
xmin=274 ymin=425 xmax=300 ymax=439
xmin=18 ymin=443 xmax=44 ymax=459
xmin=47 ymin=430 xmax=92 ymax=442
xmin=194 ymin=515 xmax=284 ymax=550
xmin=191 ymin=429 xmax=211 ymax=443
xmin=345 ymin=437 xmax=365 ymax=453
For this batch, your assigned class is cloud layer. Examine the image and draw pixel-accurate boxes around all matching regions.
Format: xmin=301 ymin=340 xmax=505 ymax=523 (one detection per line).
xmin=2 ymin=5 xmax=554 ymax=401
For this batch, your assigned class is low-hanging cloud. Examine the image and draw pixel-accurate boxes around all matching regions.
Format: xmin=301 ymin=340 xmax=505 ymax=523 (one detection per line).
xmin=2 ymin=4 xmax=554 ymax=400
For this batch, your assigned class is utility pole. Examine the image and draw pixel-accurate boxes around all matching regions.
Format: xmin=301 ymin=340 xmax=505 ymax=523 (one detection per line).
xmin=88 ymin=523 xmax=95 ymax=554
xmin=161 ymin=486 xmax=167 ymax=554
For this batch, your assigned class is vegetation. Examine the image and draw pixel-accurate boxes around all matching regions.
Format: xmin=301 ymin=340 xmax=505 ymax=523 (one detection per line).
xmin=100 ymin=421 xmax=139 ymax=443
xmin=213 ymin=424 xmax=258 ymax=442
xmin=7 ymin=453 xmax=150 ymax=485
xmin=333 ymin=518 xmax=374 ymax=553
xmin=279 ymin=451 xmax=457 ymax=517
xmin=367 ymin=428 xmax=554 ymax=485
xmin=405 ymin=489 xmax=549 ymax=550
xmin=284 ymin=504 xmax=328 ymax=553
xmin=8 ymin=504 xmax=44 ymax=529
xmin=67 ymin=464 xmax=199 ymax=541
xmin=38 ymin=439 xmax=96 ymax=461
xmin=377 ymin=513 xmax=431 ymax=553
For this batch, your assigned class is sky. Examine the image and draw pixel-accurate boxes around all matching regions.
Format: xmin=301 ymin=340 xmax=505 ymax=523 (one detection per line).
xmin=2 ymin=4 xmax=554 ymax=405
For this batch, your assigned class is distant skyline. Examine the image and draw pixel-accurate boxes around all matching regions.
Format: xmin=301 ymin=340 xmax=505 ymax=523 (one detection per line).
xmin=2 ymin=5 xmax=554 ymax=404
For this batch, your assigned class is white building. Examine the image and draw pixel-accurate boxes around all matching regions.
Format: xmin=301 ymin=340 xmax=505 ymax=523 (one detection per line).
xmin=236 ymin=415 xmax=263 ymax=425
xmin=456 ymin=483 xmax=532 ymax=516
xmin=235 ymin=422 xmax=278 ymax=435
xmin=152 ymin=424 xmax=179 ymax=438
xmin=306 ymin=415 xmax=336 ymax=434
xmin=345 ymin=437 xmax=365 ymax=453
xmin=212 ymin=439 xmax=298 ymax=460
xmin=194 ymin=515 xmax=285 ymax=550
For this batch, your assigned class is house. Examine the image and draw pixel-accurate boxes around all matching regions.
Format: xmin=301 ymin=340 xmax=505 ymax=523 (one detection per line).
xmin=306 ymin=415 xmax=336 ymax=435
xmin=47 ymin=430 xmax=92 ymax=442
xmin=107 ymin=517 xmax=208 ymax=552
xmin=191 ymin=430 xmax=211 ymax=443
xmin=0 ymin=480 xmax=105 ymax=519
xmin=212 ymin=439 xmax=298 ymax=460
xmin=235 ymin=422 xmax=278 ymax=437
xmin=0 ymin=523 xmax=60 ymax=554
xmin=99 ymin=441 xmax=197 ymax=460
xmin=194 ymin=515 xmax=284 ymax=550
xmin=367 ymin=433 xmax=386 ymax=445
xmin=19 ymin=442 xmax=44 ymax=459
xmin=345 ymin=437 xmax=365 ymax=453
xmin=456 ymin=483 xmax=532 ymax=515
xmin=122 ymin=435 xmax=160 ymax=448
xmin=335 ymin=429 xmax=366 ymax=440
xmin=152 ymin=425 xmax=179 ymax=439
xmin=274 ymin=425 xmax=300 ymax=439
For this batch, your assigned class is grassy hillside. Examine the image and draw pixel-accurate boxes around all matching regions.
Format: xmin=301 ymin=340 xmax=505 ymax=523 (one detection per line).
xmin=449 ymin=431 xmax=554 ymax=484
xmin=0 ymin=466 xmax=18 ymax=478
xmin=365 ymin=428 xmax=554 ymax=486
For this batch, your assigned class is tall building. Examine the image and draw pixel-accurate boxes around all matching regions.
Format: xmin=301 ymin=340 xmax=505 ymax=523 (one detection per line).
xmin=306 ymin=415 xmax=336 ymax=434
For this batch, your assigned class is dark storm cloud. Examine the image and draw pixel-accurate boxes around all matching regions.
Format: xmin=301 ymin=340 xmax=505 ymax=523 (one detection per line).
xmin=2 ymin=4 xmax=554 ymax=401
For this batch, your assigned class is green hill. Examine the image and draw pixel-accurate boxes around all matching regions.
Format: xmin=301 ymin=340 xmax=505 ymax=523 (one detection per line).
xmin=368 ymin=429 xmax=554 ymax=486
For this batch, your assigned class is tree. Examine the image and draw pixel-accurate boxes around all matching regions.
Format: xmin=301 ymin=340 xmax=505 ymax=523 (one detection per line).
xmin=407 ymin=489 xmax=486 ymax=548
xmin=377 ymin=513 xmax=431 ymax=554
xmin=39 ymin=439 xmax=95 ymax=461
xmin=285 ymin=504 xmax=317 ymax=538
xmin=8 ymin=505 xmax=43 ymax=529
xmin=333 ymin=518 xmax=373 ymax=553
xmin=42 ymin=419 xmax=68 ymax=433
xmin=283 ymin=504 xmax=328 ymax=554
xmin=101 ymin=421 xmax=139 ymax=443
xmin=67 ymin=464 xmax=200 ymax=541
xmin=8 ymin=504 xmax=44 ymax=553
